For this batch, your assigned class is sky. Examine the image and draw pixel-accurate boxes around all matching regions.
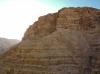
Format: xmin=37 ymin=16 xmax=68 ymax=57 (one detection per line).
xmin=0 ymin=0 xmax=100 ymax=40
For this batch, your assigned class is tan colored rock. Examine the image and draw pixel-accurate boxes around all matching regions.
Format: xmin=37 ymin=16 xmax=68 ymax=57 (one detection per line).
xmin=0 ymin=7 xmax=100 ymax=74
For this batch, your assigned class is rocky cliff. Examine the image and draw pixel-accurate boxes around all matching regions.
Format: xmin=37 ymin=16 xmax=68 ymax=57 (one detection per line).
xmin=0 ymin=7 xmax=100 ymax=74
xmin=0 ymin=38 xmax=19 ymax=54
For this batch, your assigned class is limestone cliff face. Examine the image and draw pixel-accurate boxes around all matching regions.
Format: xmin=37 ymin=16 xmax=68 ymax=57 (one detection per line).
xmin=0 ymin=7 xmax=100 ymax=74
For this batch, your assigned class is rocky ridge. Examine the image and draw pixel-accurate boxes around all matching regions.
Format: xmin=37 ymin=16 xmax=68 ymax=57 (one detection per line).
xmin=0 ymin=7 xmax=100 ymax=74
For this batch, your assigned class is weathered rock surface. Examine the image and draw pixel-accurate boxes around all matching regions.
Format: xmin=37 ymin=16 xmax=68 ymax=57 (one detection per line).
xmin=0 ymin=7 xmax=100 ymax=74
xmin=0 ymin=38 xmax=19 ymax=54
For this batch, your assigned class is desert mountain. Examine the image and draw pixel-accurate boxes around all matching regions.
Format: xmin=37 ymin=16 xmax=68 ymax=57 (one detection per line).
xmin=0 ymin=7 xmax=100 ymax=74
xmin=0 ymin=38 xmax=19 ymax=54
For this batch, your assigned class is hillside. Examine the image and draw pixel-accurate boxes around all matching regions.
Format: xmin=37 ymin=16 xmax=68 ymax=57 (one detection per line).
xmin=0 ymin=38 xmax=19 ymax=54
xmin=0 ymin=7 xmax=100 ymax=74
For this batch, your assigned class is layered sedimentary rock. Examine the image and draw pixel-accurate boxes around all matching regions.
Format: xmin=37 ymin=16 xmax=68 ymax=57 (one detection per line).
xmin=0 ymin=7 xmax=100 ymax=74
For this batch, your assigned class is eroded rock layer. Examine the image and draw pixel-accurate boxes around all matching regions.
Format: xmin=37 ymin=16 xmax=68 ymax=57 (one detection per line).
xmin=0 ymin=7 xmax=100 ymax=74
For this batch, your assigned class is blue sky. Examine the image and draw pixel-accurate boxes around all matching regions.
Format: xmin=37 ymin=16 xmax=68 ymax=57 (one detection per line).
xmin=0 ymin=0 xmax=100 ymax=40
xmin=0 ymin=0 xmax=100 ymax=9
xmin=37 ymin=0 xmax=100 ymax=9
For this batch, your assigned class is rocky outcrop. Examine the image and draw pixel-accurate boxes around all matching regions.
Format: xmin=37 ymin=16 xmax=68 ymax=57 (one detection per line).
xmin=0 ymin=7 xmax=100 ymax=74
xmin=0 ymin=38 xmax=19 ymax=54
